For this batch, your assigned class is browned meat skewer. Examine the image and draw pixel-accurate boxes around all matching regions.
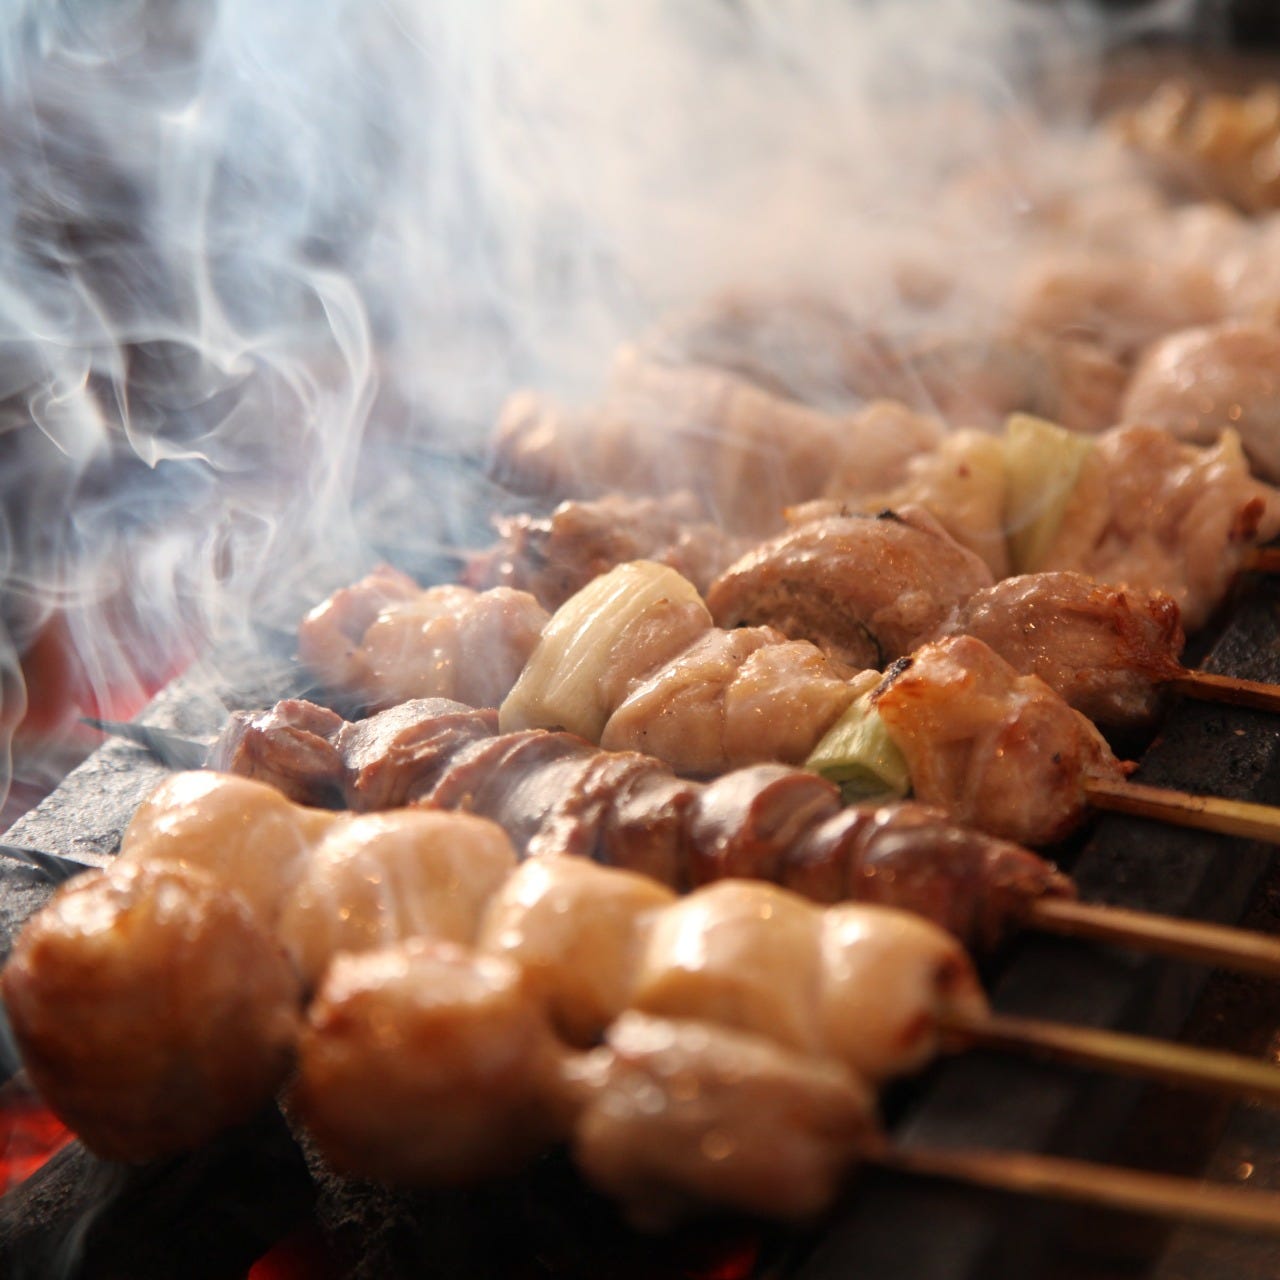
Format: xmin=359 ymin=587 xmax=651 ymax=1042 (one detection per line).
xmin=209 ymin=695 xmax=1071 ymax=952
xmin=463 ymin=490 xmax=750 ymax=610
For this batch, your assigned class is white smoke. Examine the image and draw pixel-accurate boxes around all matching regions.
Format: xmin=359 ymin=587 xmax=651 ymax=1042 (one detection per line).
xmin=0 ymin=0 xmax=1198 ymax=814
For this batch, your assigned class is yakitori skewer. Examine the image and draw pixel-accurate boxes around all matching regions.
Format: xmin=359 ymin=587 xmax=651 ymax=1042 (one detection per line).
xmin=83 ymin=701 xmax=1280 ymax=982
xmin=8 ymin=813 xmax=1280 ymax=1237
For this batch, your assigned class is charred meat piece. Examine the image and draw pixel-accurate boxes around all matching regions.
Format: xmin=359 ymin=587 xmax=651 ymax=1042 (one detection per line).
xmin=210 ymin=697 xmax=498 ymax=811
xmin=936 ymin=571 xmax=1186 ymax=733
xmin=464 ymin=491 xmax=750 ymax=610
xmin=706 ymin=505 xmax=995 ymax=669
xmin=874 ymin=635 xmax=1127 ymax=847
xmin=688 ymin=765 xmax=1072 ymax=951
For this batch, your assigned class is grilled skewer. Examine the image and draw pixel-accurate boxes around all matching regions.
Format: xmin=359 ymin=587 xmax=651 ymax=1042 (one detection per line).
xmin=87 ymin=703 xmax=1280 ymax=979
xmin=7 ymin=820 xmax=1280 ymax=1235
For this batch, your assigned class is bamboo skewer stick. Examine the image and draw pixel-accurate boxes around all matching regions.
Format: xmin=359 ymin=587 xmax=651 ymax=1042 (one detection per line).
xmin=1028 ymin=896 xmax=1280 ymax=979
xmin=876 ymin=1145 xmax=1280 ymax=1236
xmin=1240 ymin=546 xmax=1280 ymax=574
xmin=1166 ymin=669 xmax=1280 ymax=715
xmin=938 ymin=1007 xmax=1280 ymax=1106
xmin=1084 ymin=777 xmax=1280 ymax=845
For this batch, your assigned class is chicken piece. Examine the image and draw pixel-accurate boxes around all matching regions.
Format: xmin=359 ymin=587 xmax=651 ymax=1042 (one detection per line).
xmin=277 ymin=810 xmax=518 ymax=989
xmin=937 ymin=572 xmax=1186 ymax=732
xmin=293 ymin=563 xmax=420 ymax=692
xmin=1112 ymin=80 xmax=1280 ymax=214
xmin=706 ymin=505 xmax=994 ymax=668
xmin=298 ymin=572 xmax=548 ymax=711
xmin=477 ymin=857 xmax=675 ymax=1045
xmin=633 ymin=881 xmax=987 ymax=1083
xmin=600 ymin=626 xmax=860 ymax=776
xmin=1010 ymin=250 xmax=1223 ymax=360
xmin=207 ymin=699 xmax=348 ymax=808
xmin=339 ymin=700 xmax=500 ymax=812
xmin=784 ymin=800 xmax=1075 ymax=953
xmin=419 ymin=729 xmax=699 ymax=890
xmin=1122 ymin=323 xmax=1280 ymax=482
xmin=853 ymin=428 xmax=1011 ymax=578
xmin=465 ymin=492 xmax=749 ymax=610
xmin=818 ymin=903 xmax=988 ymax=1082
xmin=873 ymin=635 xmax=1127 ymax=846
xmin=491 ymin=355 xmax=852 ymax=536
xmin=1 ymin=861 xmax=302 ymax=1162
xmin=119 ymin=770 xmax=334 ymax=928
xmin=295 ymin=939 xmax=569 ymax=1185
xmin=1039 ymin=423 xmax=1280 ymax=630
xmin=632 ymin=881 xmax=827 ymax=1055
xmin=571 ymin=1013 xmax=877 ymax=1229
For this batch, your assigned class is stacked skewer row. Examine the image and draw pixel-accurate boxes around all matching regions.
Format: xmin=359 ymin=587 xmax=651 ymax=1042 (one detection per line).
xmin=21 ymin=74 xmax=1280 ymax=1247
xmin=10 ymin=770 xmax=1280 ymax=1237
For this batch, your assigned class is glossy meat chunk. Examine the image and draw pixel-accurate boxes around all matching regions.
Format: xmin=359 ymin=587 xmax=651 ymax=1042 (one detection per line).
xmin=2 ymin=861 xmax=302 ymax=1162
xmin=277 ymin=809 xmax=518 ymax=988
xmin=1040 ymin=423 xmax=1280 ymax=630
xmin=939 ymin=571 xmax=1186 ymax=731
xmin=295 ymin=940 xmax=568 ymax=1185
xmin=1122 ymin=323 xmax=1280 ymax=482
xmin=572 ymin=1013 xmax=876 ymax=1229
xmin=874 ymin=635 xmax=1126 ymax=846
xmin=707 ymin=505 xmax=994 ymax=668
xmin=600 ymin=625 xmax=860 ymax=775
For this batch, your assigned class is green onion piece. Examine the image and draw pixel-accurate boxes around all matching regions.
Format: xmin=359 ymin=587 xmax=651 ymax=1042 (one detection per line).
xmin=806 ymin=686 xmax=910 ymax=802
xmin=1003 ymin=413 xmax=1096 ymax=575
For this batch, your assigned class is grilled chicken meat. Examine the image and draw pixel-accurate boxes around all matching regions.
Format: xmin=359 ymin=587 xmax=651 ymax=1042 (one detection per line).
xmin=0 ymin=860 xmax=302 ymax=1162
xmin=1122 ymin=322 xmax=1280 ymax=483
xmin=464 ymin=491 xmax=750 ymax=610
xmin=1038 ymin=423 xmax=1280 ymax=631
xmin=874 ymin=635 xmax=1128 ymax=846
xmin=297 ymin=569 xmax=548 ymax=711
xmin=936 ymin=571 xmax=1186 ymax=732
xmin=706 ymin=505 xmax=995 ymax=669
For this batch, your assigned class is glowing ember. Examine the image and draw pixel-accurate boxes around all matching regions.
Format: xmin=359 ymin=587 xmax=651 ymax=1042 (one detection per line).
xmin=0 ymin=1079 xmax=73 ymax=1189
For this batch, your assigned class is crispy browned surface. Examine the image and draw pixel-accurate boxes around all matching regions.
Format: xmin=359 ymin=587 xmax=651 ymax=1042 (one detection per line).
xmin=874 ymin=635 xmax=1126 ymax=847
xmin=941 ymin=571 xmax=1186 ymax=732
